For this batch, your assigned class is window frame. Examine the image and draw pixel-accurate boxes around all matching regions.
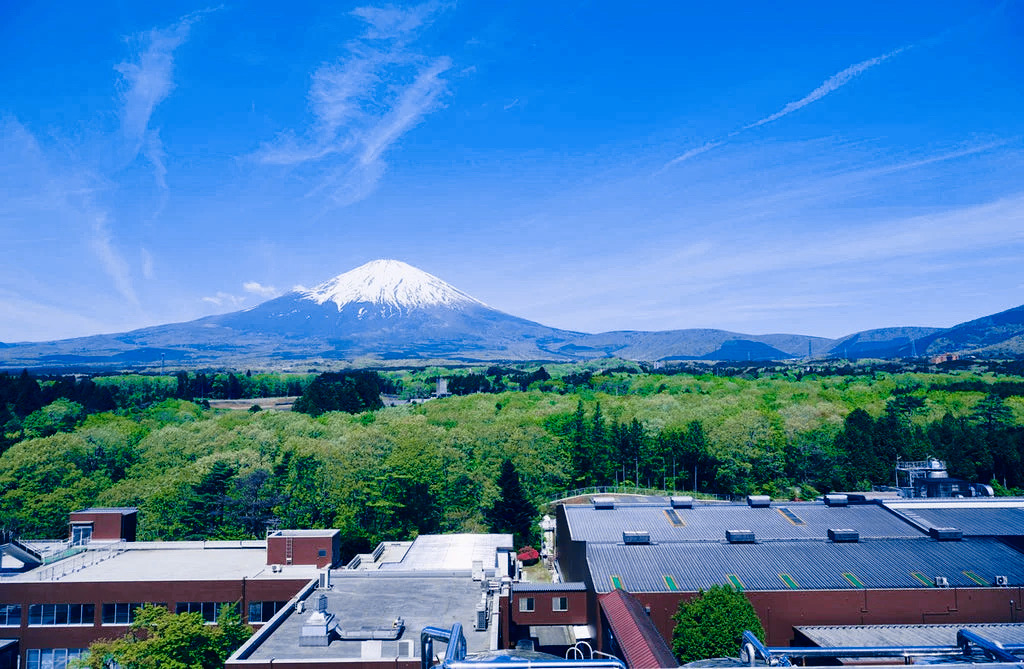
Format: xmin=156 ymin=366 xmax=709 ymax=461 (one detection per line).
xmin=518 ymin=596 xmax=535 ymax=613
xmin=552 ymin=596 xmax=569 ymax=612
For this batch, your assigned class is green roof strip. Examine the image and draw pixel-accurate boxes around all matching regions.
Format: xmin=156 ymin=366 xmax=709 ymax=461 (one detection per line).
xmin=726 ymin=574 xmax=745 ymax=591
xmin=664 ymin=575 xmax=679 ymax=591
xmin=842 ymin=572 xmax=865 ymax=588
xmin=963 ymin=570 xmax=988 ymax=586
xmin=778 ymin=573 xmax=799 ymax=589
xmin=610 ymin=575 xmax=623 ymax=590
xmin=911 ymin=571 xmax=934 ymax=587
xmin=777 ymin=507 xmax=806 ymax=526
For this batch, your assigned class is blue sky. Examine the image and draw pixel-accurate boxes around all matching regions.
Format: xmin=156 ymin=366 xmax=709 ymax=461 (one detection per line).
xmin=1 ymin=1 xmax=1022 ymax=342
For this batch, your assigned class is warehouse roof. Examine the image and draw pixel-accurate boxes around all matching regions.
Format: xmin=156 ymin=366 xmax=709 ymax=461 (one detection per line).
xmin=885 ymin=499 xmax=1024 ymax=537
xmin=795 ymin=622 xmax=1024 ymax=648
xmin=585 ymin=537 xmax=1024 ymax=593
xmin=563 ymin=500 xmax=924 ymax=543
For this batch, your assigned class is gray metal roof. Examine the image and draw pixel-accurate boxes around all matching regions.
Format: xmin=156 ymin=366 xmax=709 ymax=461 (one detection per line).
xmin=585 ymin=537 xmax=1024 ymax=593
xmin=887 ymin=506 xmax=1024 ymax=537
xmin=563 ymin=502 xmax=924 ymax=543
xmin=795 ymin=623 xmax=1024 ymax=648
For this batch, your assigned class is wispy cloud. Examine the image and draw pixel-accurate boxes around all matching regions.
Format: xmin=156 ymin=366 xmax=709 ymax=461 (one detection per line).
xmin=664 ymin=46 xmax=907 ymax=168
xmin=744 ymin=47 xmax=905 ymax=130
xmin=202 ymin=292 xmax=245 ymax=307
xmin=254 ymin=2 xmax=453 ymax=205
xmin=243 ymin=281 xmax=279 ymax=297
xmin=116 ymin=9 xmax=215 ymax=192
xmin=90 ymin=213 xmax=138 ymax=305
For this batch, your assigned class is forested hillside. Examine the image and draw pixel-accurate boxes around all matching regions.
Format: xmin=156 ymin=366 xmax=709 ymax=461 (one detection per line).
xmin=2 ymin=362 xmax=1024 ymax=558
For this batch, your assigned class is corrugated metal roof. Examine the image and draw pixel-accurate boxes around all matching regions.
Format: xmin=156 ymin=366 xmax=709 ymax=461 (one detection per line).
xmin=796 ymin=622 xmax=1024 ymax=648
xmin=563 ymin=502 xmax=923 ymax=543
xmin=585 ymin=538 xmax=1024 ymax=593
xmin=888 ymin=506 xmax=1024 ymax=536
xmin=514 ymin=581 xmax=588 ymax=592
xmin=599 ymin=589 xmax=678 ymax=669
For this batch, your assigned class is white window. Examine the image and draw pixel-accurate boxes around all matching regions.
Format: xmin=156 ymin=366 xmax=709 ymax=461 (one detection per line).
xmin=70 ymin=524 xmax=93 ymax=546
xmin=0 ymin=604 xmax=21 ymax=626
xmin=28 ymin=603 xmax=94 ymax=625
xmin=552 ymin=596 xmax=569 ymax=612
xmin=518 ymin=597 xmax=535 ymax=612
xmin=26 ymin=648 xmax=86 ymax=669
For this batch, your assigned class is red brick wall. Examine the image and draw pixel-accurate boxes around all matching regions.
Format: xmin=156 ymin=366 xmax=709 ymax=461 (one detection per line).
xmin=628 ymin=587 xmax=1024 ymax=646
xmin=3 ymin=577 xmax=310 ymax=666
xmin=510 ymin=590 xmax=589 ymax=625
xmin=267 ymin=534 xmax=340 ymax=568
xmin=68 ymin=511 xmax=136 ymax=541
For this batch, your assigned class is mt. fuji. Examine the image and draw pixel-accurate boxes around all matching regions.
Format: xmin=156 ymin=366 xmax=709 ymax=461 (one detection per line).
xmin=2 ymin=259 xmax=1019 ymax=369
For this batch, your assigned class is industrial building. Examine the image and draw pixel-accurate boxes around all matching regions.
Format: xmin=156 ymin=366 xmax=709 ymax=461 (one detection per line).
xmin=7 ymin=496 xmax=1024 ymax=669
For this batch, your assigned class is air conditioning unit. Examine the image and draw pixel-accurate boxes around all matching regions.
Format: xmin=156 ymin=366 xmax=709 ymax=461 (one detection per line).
xmin=271 ymin=564 xmax=283 ymax=573
xmin=934 ymin=576 xmax=949 ymax=587
xmin=295 ymin=600 xmax=305 ymax=614
xmin=995 ymin=575 xmax=1009 ymax=586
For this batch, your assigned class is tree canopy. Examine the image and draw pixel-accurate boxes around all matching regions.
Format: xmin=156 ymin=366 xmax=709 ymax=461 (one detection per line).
xmin=79 ymin=603 xmax=251 ymax=669
xmin=672 ymin=585 xmax=765 ymax=662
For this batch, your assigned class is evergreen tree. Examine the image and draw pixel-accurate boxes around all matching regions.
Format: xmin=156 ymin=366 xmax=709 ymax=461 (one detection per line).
xmin=672 ymin=585 xmax=764 ymax=662
xmin=485 ymin=459 xmax=537 ymax=548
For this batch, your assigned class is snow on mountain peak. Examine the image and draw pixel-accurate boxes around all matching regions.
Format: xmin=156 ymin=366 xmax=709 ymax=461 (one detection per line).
xmin=301 ymin=259 xmax=486 ymax=312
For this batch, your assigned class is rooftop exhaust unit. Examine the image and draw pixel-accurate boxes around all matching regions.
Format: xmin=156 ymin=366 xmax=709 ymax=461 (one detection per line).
xmin=592 ymin=496 xmax=615 ymax=510
xmin=622 ymin=531 xmax=651 ymax=545
xmin=828 ymin=528 xmax=859 ymax=543
xmin=726 ymin=530 xmax=756 ymax=544
xmin=318 ymin=570 xmax=331 ymax=589
xmin=934 ymin=576 xmax=950 ymax=587
xmin=930 ymin=527 xmax=963 ymax=541
xmin=299 ymin=594 xmax=336 ymax=647
xmin=995 ymin=575 xmax=1009 ymax=586
xmin=747 ymin=495 xmax=771 ymax=508
xmin=670 ymin=496 xmax=693 ymax=509
xmin=824 ymin=494 xmax=849 ymax=507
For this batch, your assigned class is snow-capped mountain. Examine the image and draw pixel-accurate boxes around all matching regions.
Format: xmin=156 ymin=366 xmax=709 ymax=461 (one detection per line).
xmin=3 ymin=259 xmax=1020 ymax=369
xmin=301 ymin=259 xmax=485 ymax=315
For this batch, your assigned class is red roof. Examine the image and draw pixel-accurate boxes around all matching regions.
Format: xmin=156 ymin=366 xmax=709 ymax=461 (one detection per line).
xmin=599 ymin=589 xmax=678 ymax=669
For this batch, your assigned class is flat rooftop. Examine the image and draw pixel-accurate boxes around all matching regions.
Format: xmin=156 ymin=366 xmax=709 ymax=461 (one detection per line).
xmin=5 ymin=542 xmax=318 ymax=583
xmin=241 ymin=573 xmax=493 ymax=662
xmin=377 ymin=533 xmax=512 ymax=572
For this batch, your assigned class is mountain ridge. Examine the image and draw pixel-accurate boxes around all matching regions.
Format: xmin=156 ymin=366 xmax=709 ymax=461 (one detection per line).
xmin=1 ymin=260 xmax=1022 ymax=368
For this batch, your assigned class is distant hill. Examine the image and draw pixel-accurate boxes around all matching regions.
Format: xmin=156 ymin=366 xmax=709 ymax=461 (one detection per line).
xmin=0 ymin=259 xmax=1022 ymax=369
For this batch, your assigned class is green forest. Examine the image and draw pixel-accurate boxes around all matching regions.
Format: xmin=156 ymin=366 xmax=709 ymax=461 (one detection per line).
xmin=2 ymin=360 xmax=1024 ymax=557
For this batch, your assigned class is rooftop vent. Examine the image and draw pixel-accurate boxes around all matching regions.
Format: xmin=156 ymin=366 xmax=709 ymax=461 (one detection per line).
xmin=828 ymin=528 xmax=859 ymax=543
xmin=623 ymin=531 xmax=651 ymax=545
xmin=747 ymin=495 xmax=771 ymax=508
xmin=670 ymin=496 xmax=693 ymax=509
xmin=934 ymin=576 xmax=949 ymax=588
xmin=726 ymin=529 xmax=756 ymax=544
xmin=824 ymin=494 xmax=849 ymax=507
xmin=995 ymin=575 xmax=1009 ymax=587
xmin=930 ymin=527 xmax=963 ymax=541
xmin=592 ymin=496 xmax=615 ymax=510
xmin=299 ymin=595 xmax=336 ymax=647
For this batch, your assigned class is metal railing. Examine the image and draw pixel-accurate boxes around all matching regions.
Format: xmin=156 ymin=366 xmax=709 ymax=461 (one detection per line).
xmin=551 ymin=486 xmax=731 ymax=503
